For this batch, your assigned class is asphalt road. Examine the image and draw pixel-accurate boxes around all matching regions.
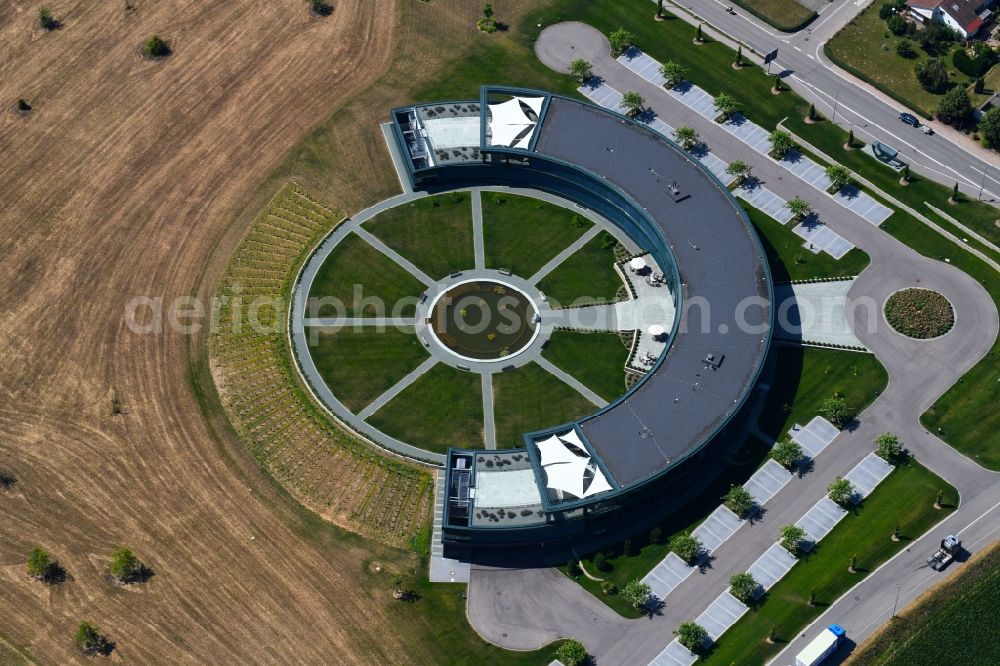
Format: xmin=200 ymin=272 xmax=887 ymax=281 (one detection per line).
xmin=772 ymin=486 xmax=1000 ymax=665
xmin=664 ymin=0 xmax=1000 ymax=203
xmin=465 ymin=23 xmax=1000 ymax=666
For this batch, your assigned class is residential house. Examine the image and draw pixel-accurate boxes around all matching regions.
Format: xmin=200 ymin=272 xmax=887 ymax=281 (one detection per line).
xmin=906 ymin=0 xmax=995 ymax=38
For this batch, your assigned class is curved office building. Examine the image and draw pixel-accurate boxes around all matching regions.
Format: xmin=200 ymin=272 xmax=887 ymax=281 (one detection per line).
xmin=389 ymin=87 xmax=774 ymax=551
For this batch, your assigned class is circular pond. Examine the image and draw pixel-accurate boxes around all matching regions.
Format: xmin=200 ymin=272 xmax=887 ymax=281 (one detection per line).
xmin=429 ymin=280 xmax=538 ymax=361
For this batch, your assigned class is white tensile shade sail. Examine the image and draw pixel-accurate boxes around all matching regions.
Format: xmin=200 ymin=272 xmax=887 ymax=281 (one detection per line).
xmin=544 ymin=458 xmax=590 ymax=498
xmin=491 ymin=122 xmax=533 ymax=148
xmin=558 ymin=428 xmax=589 ymax=456
xmin=648 ymin=324 xmax=665 ymax=338
xmin=583 ymin=465 xmax=614 ymax=498
xmin=536 ymin=434 xmax=581 ymax=467
xmin=488 ymin=96 xmax=545 ymax=148
xmin=630 ymin=257 xmax=647 ymax=271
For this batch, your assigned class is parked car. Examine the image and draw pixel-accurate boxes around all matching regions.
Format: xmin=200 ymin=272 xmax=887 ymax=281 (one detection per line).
xmin=920 ymin=124 xmax=934 ymax=135
xmin=899 ymin=112 xmax=920 ymax=127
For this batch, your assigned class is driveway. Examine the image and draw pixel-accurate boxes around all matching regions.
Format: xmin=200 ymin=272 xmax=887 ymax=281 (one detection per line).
xmin=464 ymin=23 xmax=999 ymax=665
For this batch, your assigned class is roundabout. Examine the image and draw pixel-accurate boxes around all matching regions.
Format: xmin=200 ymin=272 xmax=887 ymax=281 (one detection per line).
xmin=884 ymin=288 xmax=955 ymax=340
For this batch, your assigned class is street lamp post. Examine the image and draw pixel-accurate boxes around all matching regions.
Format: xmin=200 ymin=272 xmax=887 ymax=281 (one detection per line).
xmin=832 ymin=88 xmax=842 ymax=125
xmin=892 ymin=583 xmax=902 ymax=618
xmin=978 ymin=165 xmax=991 ymax=201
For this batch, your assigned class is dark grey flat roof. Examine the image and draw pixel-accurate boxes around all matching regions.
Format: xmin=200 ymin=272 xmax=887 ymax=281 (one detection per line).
xmin=535 ymin=98 xmax=770 ymax=487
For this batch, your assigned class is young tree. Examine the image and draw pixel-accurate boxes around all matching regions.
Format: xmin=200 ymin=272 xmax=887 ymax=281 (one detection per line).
xmin=935 ymin=489 xmax=944 ymax=509
xmin=725 ymin=159 xmax=753 ymax=187
xmin=306 ymin=0 xmax=332 ymax=16
xmin=767 ymin=625 xmax=777 ymax=644
xmin=713 ymin=92 xmax=739 ymax=121
xmin=593 ymin=552 xmax=607 ymax=572
xmin=734 ymin=45 xmax=743 ymax=67
xmin=656 ymin=0 xmax=664 ymax=19
xmin=896 ymin=39 xmax=916 ymax=59
xmin=900 ymin=164 xmax=911 ymax=183
xmin=601 ymin=580 xmax=617 ymax=594
xmin=621 ymin=91 xmax=646 ymax=117
xmin=567 ymin=558 xmax=579 ymax=577
xmin=875 ymin=432 xmax=903 ymax=462
xmin=108 ymin=546 xmax=142 ymax=583
xmin=779 ymin=524 xmax=807 ymax=554
xmin=807 ymin=589 xmax=816 ymax=607
xmin=807 ymin=102 xmax=817 ymax=121
xmin=476 ymin=4 xmax=497 ymax=32
xmin=143 ymin=35 xmax=171 ymax=58
xmin=694 ymin=23 xmax=703 ymax=44
xmin=672 ymin=126 xmax=700 ymax=151
xmin=974 ymin=76 xmax=985 ymax=94
xmin=660 ymin=60 xmax=687 ymax=88
xmin=650 ymin=526 xmax=664 ymax=544
xmin=728 ymin=572 xmax=758 ymax=604
xmin=674 ymin=621 xmax=708 ymax=652
xmin=824 ymin=165 xmax=852 ymax=193
xmin=768 ymin=129 xmax=795 ymax=158
xmin=569 ymin=58 xmax=592 ymax=82
xmin=771 ymin=438 xmax=804 ymax=469
xmin=27 ymin=547 xmax=53 ymax=580
xmin=74 ymin=622 xmax=104 ymax=655
xmin=16 ymin=98 xmax=32 ymax=112
xmin=609 ymin=27 xmax=636 ymax=57
xmin=623 ymin=538 xmax=635 ymax=557
xmin=849 ymin=553 xmax=858 ymax=573
xmin=772 ymin=74 xmax=783 ymax=92
xmin=622 ymin=579 xmax=652 ymax=608
xmin=915 ymin=58 xmax=949 ymax=93
xmin=555 ymin=640 xmax=588 ymax=666
xmin=38 ymin=6 xmax=58 ymax=30
xmin=722 ymin=484 xmax=756 ymax=518
xmin=950 ymin=181 xmax=960 ymax=203
xmin=669 ymin=533 xmax=703 ymax=565
xmin=937 ymin=86 xmax=972 ymax=125
xmin=828 ymin=477 xmax=855 ymax=507
xmin=979 ymin=106 xmax=1000 ymax=149
xmin=846 ymin=128 xmax=855 ymax=148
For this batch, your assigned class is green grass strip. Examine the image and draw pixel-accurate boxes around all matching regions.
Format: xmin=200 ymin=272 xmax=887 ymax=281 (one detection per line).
xmin=492 ymin=361 xmax=597 ymax=449
xmin=304 ymin=326 xmax=428 ymax=413
xmin=482 ymin=192 xmax=591 ymax=277
xmin=362 ymin=192 xmax=475 ymax=280
xmin=307 ymin=232 xmax=426 ymax=317
xmin=541 ymin=330 xmax=629 ymax=403
xmin=367 ymin=363 xmax=484 ymax=454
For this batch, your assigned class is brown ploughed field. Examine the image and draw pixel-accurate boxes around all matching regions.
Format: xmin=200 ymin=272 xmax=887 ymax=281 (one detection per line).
xmin=0 ymin=0 xmax=529 ymax=662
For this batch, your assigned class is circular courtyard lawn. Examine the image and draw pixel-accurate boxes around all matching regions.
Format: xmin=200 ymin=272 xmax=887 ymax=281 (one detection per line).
xmin=884 ymin=288 xmax=954 ymax=339
xmin=430 ymin=281 xmax=537 ymax=360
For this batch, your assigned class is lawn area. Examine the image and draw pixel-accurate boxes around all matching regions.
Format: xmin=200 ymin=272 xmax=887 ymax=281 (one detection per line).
xmin=482 ymin=192 xmax=591 ymax=278
xmin=537 ymin=230 xmax=623 ymax=306
xmin=541 ymin=331 xmax=629 ymax=403
xmin=743 ymin=205 xmax=871 ymax=282
xmin=368 ymin=363 xmax=484 ymax=453
xmin=308 ymin=232 xmax=426 ymax=317
xmin=304 ymin=326 xmax=428 ymax=413
xmin=703 ymin=458 xmax=957 ymax=665
xmin=731 ymin=0 xmax=815 ymax=32
xmin=560 ymin=434 xmax=773 ymax=618
xmin=362 ymin=192 xmax=474 ymax=279
xmin=492 ymin=361 xmax=597 ymax=449
xmin=826 ymin=4 xmax=962 ymax=118
xmin=849 ymin=540 xmax=1000 ymax=665
xmin=758 ymin=346 xmax=888 ymax=439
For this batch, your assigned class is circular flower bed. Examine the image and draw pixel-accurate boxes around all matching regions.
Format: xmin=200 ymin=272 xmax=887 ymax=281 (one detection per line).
xmin=884 ymin=288 xmax=954 ymax=339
